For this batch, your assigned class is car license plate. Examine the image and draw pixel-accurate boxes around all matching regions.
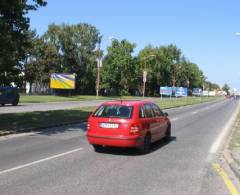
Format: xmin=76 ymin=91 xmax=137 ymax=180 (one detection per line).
xmin=99 ymin=123 xmax=119 ymax=129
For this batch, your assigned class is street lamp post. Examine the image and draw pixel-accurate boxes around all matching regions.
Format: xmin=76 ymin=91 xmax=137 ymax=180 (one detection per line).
xmin=141 ymin=54 xmax=156 ymax=98
xmin=95 ymin=36 xmax=124 ymax=98
xmin=95 ymin=36 xmax=114 ymax=99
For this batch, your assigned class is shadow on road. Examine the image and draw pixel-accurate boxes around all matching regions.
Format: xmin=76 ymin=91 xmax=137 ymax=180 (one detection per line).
xmin=35 ymin=123 xmax=87 ymax=136
xmin=0 ymin=104 xmax=25 ymax=108
xmin=0 ymin=109 xmax=91 ymax=135
xmin=93 ymin=136 xmax=177 ymax=156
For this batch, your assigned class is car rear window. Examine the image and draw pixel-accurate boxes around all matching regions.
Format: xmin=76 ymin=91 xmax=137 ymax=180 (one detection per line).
xmin=93 ymin=105 xmax=133 ymax=119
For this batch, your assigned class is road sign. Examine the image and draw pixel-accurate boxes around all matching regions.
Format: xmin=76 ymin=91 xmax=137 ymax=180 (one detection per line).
xmin=160 ymin=87 xmax=173 ymax=96
xmin=175 ymin=87 xmax=188 ymax=97
xmin=192 ymin=88 xmax=202 ymax=96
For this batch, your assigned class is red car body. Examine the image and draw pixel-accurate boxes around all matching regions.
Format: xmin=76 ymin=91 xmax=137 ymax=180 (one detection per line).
xmin=86 ymin=100 xmax=171 ymax=153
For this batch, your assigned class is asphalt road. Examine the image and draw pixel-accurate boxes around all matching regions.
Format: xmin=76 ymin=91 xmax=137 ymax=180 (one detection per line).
xmin=0 ymin=100 xmax=106 ymax=114
xmin=0 ymin=99 xmax=239 ymax=195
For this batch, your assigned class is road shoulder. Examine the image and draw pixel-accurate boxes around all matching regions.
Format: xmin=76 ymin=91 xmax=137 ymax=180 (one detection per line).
xmin=224 ymin=108 xmax=240 ymax=182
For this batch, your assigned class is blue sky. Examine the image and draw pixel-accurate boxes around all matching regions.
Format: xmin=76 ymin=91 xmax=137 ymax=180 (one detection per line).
xmin=28 ymin=0 xmax=240 ymax=89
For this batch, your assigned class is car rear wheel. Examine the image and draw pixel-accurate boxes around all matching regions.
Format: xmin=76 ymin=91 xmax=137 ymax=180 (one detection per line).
xmin=139 ymin=133 xmax=151 ymax=154
xmin=12 ymin=99 xmax=19 ymax=106
xmin=164 ymin=125 xmax=171 ymax=142
xmin=93 ymin=144 xmax=103 ymax=152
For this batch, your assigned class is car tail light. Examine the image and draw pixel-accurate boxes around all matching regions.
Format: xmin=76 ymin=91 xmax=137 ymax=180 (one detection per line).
xmin=130 ymin=125 xmax=139 ymax=135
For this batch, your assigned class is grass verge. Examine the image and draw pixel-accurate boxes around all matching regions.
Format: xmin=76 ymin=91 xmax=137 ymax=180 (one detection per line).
xmin=229 ymin=112 xmax=240 ymax=149
xmin=20 ymin=95 xmax=138 ymax=103
xmin=155 ymin=96 xmax=221 ymax=109
xmin=1 ymin=96 xmax=223 ymax=134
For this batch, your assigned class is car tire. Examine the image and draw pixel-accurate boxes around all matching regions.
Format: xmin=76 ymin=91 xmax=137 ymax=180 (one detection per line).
xmin=1 ymin=104 xmax=4 ymax=106
xmin=164 ymin=125 xmax=171 ymax=142
xmin=139 ymin=133 xmax=151 ymax=154
xmin=93 ymin=144 xmax=103 ymax=152
xmin=12 ymin=99 xmax=19 ymax=106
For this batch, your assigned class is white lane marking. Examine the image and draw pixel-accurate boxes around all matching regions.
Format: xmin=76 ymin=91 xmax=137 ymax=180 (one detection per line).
xmin=171 ymin=101 xmax=224 ymax=121
xmin=199 ymin=100 xmax=226 ymax=113
xmin=0 ymin=148 xmax=83 ymax=175
xmin=209 ymin=101 xmax=240 ymax=154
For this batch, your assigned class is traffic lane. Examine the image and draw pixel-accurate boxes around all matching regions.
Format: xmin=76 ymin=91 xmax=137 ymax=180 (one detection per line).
xmin=166 ymin=98 xmax=226 ymax=119
xmin=0 ymin=99 xmax=227 ymax=171
xmin=0 ymin=123 xmax=87 ymax=171
xmin=0 ymin=100 xmax=104 ymax=114
xmin=0 ymin=100 xmax=238 ymax=194
xmin=168 ymin=98 xmax=232 ymax=134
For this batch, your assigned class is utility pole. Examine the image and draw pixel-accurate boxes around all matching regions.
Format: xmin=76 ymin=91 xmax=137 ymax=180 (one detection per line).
xmin=141 ymin=54 xmax=155 ymax=98
xmin=96 ymin=40 xmax=101 ymax=99
xmin=142 ymin=62 xmax=147 ymax=97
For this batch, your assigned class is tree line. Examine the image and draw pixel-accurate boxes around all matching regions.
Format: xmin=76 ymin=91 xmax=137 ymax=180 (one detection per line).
xmin=0 ymin=0 xmax=224 ymax=96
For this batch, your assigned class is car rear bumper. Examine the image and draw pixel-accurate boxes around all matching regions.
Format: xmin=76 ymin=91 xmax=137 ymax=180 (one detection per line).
xmin=87 ymin=134 xmax=144 ymax=148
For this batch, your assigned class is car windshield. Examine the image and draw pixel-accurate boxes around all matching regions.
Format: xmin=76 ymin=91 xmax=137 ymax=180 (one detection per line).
xmin=93 ymin=105 xmax=133 ymax=119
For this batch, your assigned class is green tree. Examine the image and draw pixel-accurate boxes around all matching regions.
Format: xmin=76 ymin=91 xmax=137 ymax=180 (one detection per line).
xmin=138 ymin=44 xmax=182 ymax=95
xmin=178 ymin=57 xmax=205 ymax=88
xmin=43 ymin=23 xmax=101 ymax=94
xmin=25 ymin=36 xmax=61 ymax=92
xmin=101 ymin=39 xmax=137 ymax=95
xmin=222 ymin=83 xmax=230 ymax=94
xmin=204 ymin=81 xmax=220 ymax=90
xmin=137 ymin=44 xmax=206 ymax=96
xmin=0 ymin=0 xmax=47 ymax=86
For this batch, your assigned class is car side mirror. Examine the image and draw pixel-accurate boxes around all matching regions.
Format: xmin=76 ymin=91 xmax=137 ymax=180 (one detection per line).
xmin=164 ymin=112 xmax=168 ymax=117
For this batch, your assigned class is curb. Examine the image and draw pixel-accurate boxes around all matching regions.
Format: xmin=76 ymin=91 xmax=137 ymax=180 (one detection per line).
xmin=224 ymin=150 xmax=240 ymax=180
xmin=223 ymin=100 xmax=240 ymax=181
xmin=0 ymin=131 xmax=13 ymax=136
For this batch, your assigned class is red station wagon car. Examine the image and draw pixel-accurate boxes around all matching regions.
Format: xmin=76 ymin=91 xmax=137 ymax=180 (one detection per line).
xmin=86 ymin=100 xmax=171 ymax=153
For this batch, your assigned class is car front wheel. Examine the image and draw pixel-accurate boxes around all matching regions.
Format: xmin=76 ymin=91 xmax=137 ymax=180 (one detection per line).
xmin=93 ymin=144 xmax=103 ymax=152
xmin=164 ymin=125 xmax=171 ymax=141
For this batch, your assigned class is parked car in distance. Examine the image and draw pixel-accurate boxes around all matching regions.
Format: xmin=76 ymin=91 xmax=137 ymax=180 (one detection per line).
xmin=0 ymin=87 xmax=20 ymax=106
xmin=86 ymin=100 xmax=171 ymax=154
